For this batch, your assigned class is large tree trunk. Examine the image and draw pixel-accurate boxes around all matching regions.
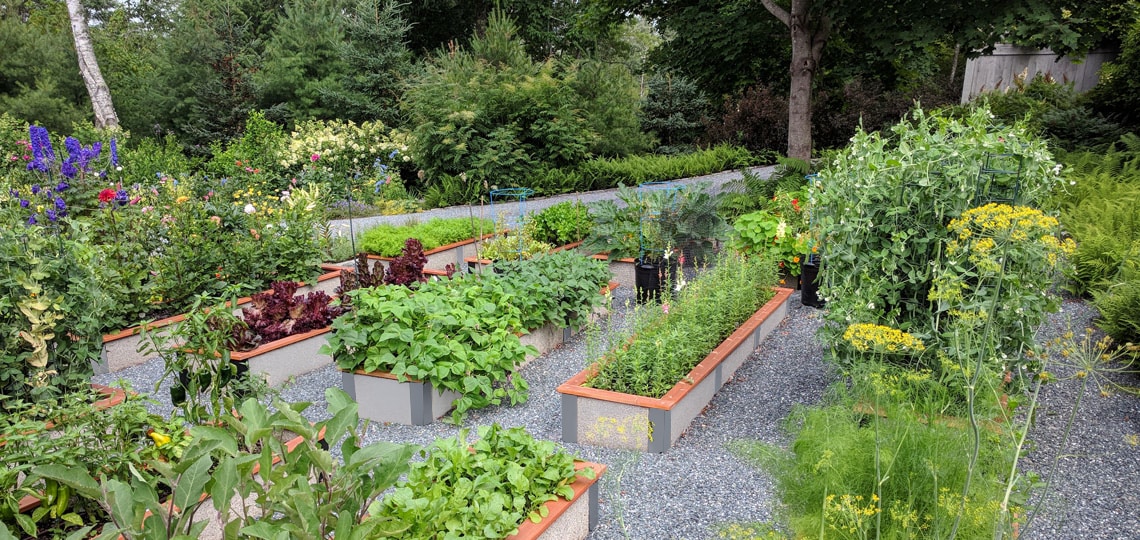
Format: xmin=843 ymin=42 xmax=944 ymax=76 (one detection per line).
xmin=760 ymin=0 xmax=828 ymax=161
xmin=66 ymin=0 xmax=119 ymax=130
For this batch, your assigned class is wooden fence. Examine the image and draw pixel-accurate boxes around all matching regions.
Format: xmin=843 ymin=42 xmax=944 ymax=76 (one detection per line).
xmin=961 ymin=44 xmax=1118 ymax=103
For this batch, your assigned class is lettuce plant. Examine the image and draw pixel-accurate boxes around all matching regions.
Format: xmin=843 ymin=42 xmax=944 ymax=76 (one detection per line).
xmin=237 ymin=281 xmax=345 ymax=349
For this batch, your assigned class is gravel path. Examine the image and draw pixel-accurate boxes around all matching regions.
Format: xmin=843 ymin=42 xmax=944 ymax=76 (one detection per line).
xmin=326 ymin=166 xmax=775 ymax=238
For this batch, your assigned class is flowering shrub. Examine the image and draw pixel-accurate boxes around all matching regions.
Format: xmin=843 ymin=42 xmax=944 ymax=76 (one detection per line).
xmin=279 ymin=119 xmax=412 ymax=203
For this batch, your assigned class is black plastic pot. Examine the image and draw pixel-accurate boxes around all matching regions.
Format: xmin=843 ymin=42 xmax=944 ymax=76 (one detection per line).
xmin=801 ymin=254 xmax=825 ymax=308
xmin=634 ymin=260 xmax=660 ymax=304
xmin=635 ymin=259 xmax=679 ymax=304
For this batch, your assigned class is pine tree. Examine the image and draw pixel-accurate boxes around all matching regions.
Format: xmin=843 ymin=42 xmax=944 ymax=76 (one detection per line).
xmin=321 ymin=0 xmax=414 ymax=125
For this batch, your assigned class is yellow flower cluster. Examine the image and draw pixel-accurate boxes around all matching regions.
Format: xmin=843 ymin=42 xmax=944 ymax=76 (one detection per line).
xmin=945 ymin=203 xmax=1074 ymax=272
xmin=843 ymin=323 xmax=926 ymax=354
xmin=824 ymin=493 xmax=881 ymax=536
xmin=949 ymin=203 xmax=1058 ymax=242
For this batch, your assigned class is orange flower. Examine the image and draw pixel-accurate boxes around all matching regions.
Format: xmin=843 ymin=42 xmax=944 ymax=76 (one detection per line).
xmin=250 ymin=228 xmax=261 ymax=240
xmin=793 ymin=256 xmax=801 ymax=263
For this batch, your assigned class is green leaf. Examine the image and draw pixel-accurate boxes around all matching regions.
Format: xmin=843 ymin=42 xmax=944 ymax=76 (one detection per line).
xmin=172 ymin=455 xmax=213 ymax=513
xmin=31 ymin=464 xmax=100 ymax=500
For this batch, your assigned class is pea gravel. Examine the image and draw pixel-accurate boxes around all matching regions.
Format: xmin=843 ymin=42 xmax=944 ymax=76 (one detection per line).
xmin=93 ymin=165 xmax=1140 ymax=537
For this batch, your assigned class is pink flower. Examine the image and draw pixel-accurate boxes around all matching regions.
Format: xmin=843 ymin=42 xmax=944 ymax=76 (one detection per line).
xmin=662 ymin=303 xmax=670 ymax=314
xmin=310 ymin=154 xmax=320 ymax=162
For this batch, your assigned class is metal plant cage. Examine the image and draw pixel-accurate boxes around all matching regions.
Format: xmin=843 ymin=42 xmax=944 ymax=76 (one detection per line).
xmin=973 ymin=153 xmax=1024 ymax=207
xmin=488 ymin=187 xmax=534 ymax=261
xmin=637 ymin=181 xmax=684 ymax=263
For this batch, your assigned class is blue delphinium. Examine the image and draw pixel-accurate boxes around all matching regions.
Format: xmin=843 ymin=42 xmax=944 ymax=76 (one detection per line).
xmin=26 ymin=125 xmax=55 ymax=172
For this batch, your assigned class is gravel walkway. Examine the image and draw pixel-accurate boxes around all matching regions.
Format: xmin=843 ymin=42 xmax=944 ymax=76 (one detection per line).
xmin=326 ymin=166 xmax=775 ymax=238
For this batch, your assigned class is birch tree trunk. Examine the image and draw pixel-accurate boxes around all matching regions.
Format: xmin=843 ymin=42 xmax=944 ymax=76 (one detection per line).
xmin=65 ymin=0 xmax=119 ymax=129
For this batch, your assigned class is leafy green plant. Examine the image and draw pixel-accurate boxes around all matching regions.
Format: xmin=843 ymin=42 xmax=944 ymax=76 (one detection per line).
xmin=814 ymin=105 xmax=1063 ymax=356
xmin=491 ymin=251 xmax=611 ymax=332
xmin=731 ymin=210 xmax=808 ymax=277
xmin=580 ymin=184 xmax=643 ymax=259
xmin=140 ymin=290 xmax=270 ymax=425
xmin=1 ymin=386 xmax=180 ymax=538
xmin=526 ymin=201 xmax=593 ymax=245
xmin=359 ymin=217 xmax=492 ymax=257
xmin=478 ymin=214 xmax=555 ymax=262
xmin=1092 ymin=259 xmax=1140 ymax=345
xmin=0 ymin=217 xmax=103 ymax=405
xmin=585 ymin=251 xmax=777 ymax=397
xmin=582 ymin=182 xmax=729 ymax=264
xmin=325 ymin=275 xmax=533 ymax=422
xmin=31 ymin=390 xmax=418 ymax=540
xmin=372 ymin=424 xmax=593 ymax=538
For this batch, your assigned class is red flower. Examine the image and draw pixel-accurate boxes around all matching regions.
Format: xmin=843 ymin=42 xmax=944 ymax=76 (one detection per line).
xmin=98 ymin=188 xmax=115 ymax=203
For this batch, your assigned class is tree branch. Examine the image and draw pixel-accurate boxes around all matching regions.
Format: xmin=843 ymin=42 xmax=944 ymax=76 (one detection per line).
xmin=811 ymin=13 xmax=831 ymax=63
xmin=758 ymin=0 xmax=791 ymax=28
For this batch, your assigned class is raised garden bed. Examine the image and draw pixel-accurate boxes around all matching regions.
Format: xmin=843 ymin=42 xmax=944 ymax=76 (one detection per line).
xmin=557 ymin=287 xmax=793 ymax=452
xmin=340 ymin=368 xmax=462 ymax=425
xmin=368 ymin=233 xmax=493 ymax=272
xmin=507 ymin=461 xmax=605 ymax=540
xmin=230 ymin=326 xmax=333 ymax=387
xmin=590 ymin=253 xmax=636 ymax=289
xmin=96 ymin=265 xmax=347 ymax=374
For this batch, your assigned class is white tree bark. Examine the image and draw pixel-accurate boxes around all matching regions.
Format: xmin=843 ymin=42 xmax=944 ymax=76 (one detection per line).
xmin=66 ymin=0 xmax=119 ymax=129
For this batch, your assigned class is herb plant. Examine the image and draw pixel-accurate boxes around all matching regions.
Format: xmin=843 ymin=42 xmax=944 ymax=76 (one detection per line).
xmin=372 ymin=424 xmax=593 ymax=538
xmin=585 ymin=251 xmax=777 ymax=397
xmin=325 ymin=275 xmax=534 ymax=422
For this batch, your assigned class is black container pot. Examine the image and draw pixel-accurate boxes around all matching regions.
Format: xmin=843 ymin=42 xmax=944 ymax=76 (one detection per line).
xmin=634 ymin=259 xmax=679 ymax=304
xmin=801 ymin=254 xmax=825 ymax=308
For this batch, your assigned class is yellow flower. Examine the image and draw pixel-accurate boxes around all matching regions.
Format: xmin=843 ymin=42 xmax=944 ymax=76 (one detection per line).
xmin=175 ymin=195 xmax=190 ymax=204
xmin=843 ymin=323 xmax=926 ymax=354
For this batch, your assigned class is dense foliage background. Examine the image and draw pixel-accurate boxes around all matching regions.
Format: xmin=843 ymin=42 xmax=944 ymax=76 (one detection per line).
xmin=5 ymin=0 xmax=1137 ymax=199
